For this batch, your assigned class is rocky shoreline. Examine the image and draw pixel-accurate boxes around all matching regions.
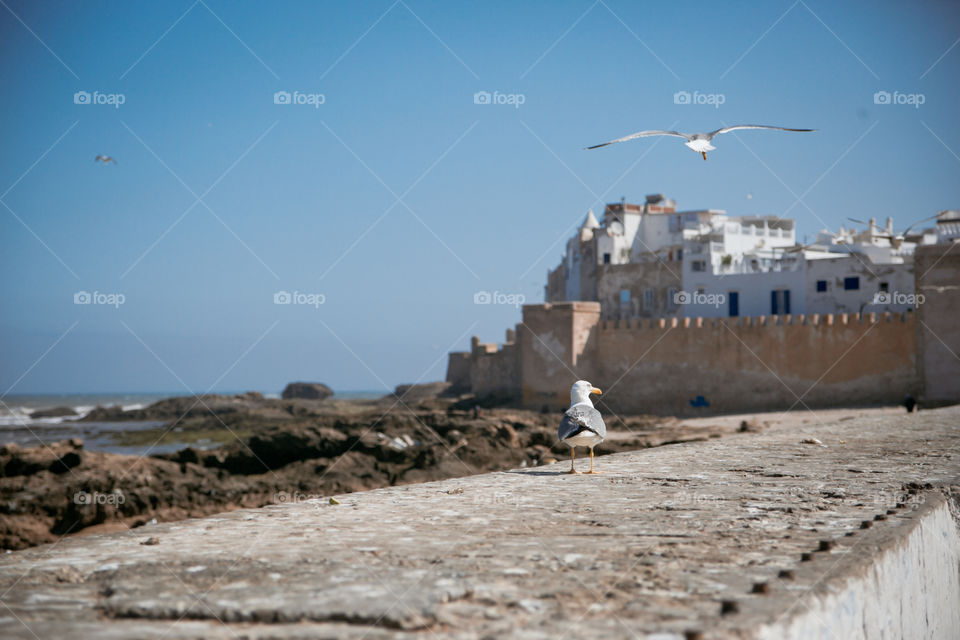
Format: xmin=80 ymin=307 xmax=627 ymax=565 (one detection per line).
xmin=0 ymin=387 xmax=733 ymax=551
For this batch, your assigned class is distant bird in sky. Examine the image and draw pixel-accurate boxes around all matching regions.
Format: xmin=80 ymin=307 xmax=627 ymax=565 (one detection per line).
xmin=557 ymin=380 xmax=606 ymax=474
xmin=94 ymin=155 xmax=117 ymax=165
xmin=586 ymin=125 xmax=815 ymax=161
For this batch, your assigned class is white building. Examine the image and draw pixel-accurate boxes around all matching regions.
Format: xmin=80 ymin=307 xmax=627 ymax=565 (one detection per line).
xmin=546 ymin=194 xmax=940 ymax=319
xmin=935 ymin=210 xmax=960 ymax=244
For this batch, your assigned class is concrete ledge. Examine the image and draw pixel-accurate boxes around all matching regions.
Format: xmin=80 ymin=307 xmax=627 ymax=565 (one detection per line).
xmin=754 ymin=496 xmax=960 ymax=639
xmin=1 ymin=406 xmax=959 ymax=639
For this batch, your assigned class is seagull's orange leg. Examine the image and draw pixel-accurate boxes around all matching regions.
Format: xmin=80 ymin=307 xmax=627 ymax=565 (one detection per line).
xmin=567 ymin=447 xmax=579 ymax=474
xmin=585 ymin=447 xmax=602 ymax=474
xmin=702 ymin=152 xmax=707 ymax=161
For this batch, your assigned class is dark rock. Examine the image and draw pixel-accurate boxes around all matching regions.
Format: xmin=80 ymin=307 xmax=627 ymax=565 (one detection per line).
xmin=174 ymin=448 xmax=200 ymax=465
xmin=30 ymin=406 xmax=78 ymax=418
xmin=281 ymin=382 xmax=334 ymax=400
xmin=81 ymin=405 xmax=127 ymax=421
xmin=49 ymin=451 xmax=82 ymax=474
xmin=390 ymin=382 xmax=452 ymax=402
xmin=81 ymin=393 xmax=273 ymax=422
xmin=2 ymin=440 xmax=84 ymax=477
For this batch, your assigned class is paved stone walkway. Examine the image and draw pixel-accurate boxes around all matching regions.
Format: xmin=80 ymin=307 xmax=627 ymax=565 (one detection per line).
xmin=1 ymin=405 xmax=958 ymax=639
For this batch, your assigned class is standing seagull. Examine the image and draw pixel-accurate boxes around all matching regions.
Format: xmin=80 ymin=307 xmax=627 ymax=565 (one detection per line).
xmin=586 ymin=125 xmax=815 ymax=161
xmin=558 ymin=380 xmax=606 ymax=474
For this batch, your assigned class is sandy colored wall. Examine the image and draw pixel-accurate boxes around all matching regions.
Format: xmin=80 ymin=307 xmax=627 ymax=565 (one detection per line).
xmin=445 ymin=352 xmax=471 ymax=394
xmin=517 ymin=303 xmax=917 ymax=416
xmin=518 ymin=302 xmax=601 ymax=411
xmin=591 ymin=313 xmax=916 ymax=416
xmin=915 ymin=244 xmax=960 ymax=406
xmin=470 ymin=343 xmax=519 ymax=401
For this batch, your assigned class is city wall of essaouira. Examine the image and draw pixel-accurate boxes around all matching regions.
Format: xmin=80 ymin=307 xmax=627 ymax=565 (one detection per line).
xmin=447 ymin=244 xmax=960 ymax=416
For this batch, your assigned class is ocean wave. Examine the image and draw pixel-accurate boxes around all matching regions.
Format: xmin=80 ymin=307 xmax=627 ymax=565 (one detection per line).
xmin=0 ymin=404 xmax=92 ymax=427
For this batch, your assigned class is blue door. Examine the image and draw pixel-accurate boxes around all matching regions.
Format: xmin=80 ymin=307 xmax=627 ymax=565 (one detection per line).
xmin=729 ymin=291 xmax=739 ymax=317
xmin=770 ymin=290 xmax=791 ymax=315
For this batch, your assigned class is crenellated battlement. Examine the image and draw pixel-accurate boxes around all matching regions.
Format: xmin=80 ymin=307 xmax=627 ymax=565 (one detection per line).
xmin=598 ymin=311 xmax=915 ymax=331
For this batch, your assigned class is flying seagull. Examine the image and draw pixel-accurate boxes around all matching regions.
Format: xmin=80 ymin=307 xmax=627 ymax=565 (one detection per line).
xmin=94 ymin=155 xmax=117 ymax=164
xmin=586 ymin=125 xmax=815 ymax=161
xmin=557 ymin=380 xmax=606 ymax=474
xmin=847 ymin=214 xmax=939 ymax=249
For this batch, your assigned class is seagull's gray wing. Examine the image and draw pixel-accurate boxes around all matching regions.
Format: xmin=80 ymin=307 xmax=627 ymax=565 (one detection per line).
xmin=558 ymin=405 xmax=606 ymax=441
xmin=707 ymin=125 xmax=815 ymax=140
xmin=900 ymin=213 xmax=940 ymax=237
xmin=586 ymin=130 xmax=688 ymax=150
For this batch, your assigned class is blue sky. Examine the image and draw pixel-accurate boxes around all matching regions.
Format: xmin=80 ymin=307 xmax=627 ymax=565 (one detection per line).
xmin=1 ymin=0 xmax=958 ymax=394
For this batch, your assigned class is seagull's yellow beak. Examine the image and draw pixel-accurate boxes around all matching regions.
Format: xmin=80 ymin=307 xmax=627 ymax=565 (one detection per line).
xmin=590 ymin=387 xmax=602 ymax=396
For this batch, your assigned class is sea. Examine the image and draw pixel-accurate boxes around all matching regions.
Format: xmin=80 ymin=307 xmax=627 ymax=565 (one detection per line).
xmin=0 ymin=391 xmax=384 ymax=455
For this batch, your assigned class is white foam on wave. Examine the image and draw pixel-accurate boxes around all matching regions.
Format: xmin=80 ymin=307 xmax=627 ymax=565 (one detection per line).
xmin=72 ymin=405 xmax=94 ymax=418
xmin=0 ymin=404 xmax=93 ymax=428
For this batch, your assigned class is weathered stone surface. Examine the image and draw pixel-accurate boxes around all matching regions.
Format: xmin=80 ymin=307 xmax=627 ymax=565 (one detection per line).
xmin=1 ymin=406 xmax=958 ymax=639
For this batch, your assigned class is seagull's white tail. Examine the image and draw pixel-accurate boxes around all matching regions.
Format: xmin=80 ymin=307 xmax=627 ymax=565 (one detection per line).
xmin=685 ymin=139 xmax=716 ymax=153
